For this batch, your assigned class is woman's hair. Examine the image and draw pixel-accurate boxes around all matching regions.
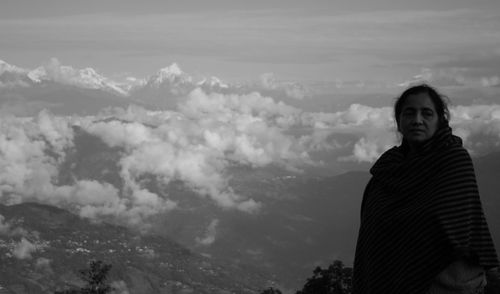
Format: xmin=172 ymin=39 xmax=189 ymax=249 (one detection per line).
xmin=394 ymin=83 xmax=450 ymax=130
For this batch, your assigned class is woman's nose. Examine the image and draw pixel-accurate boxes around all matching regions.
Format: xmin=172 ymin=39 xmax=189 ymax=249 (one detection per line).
xmin=412 ymin=113 xmax=424 ymax=124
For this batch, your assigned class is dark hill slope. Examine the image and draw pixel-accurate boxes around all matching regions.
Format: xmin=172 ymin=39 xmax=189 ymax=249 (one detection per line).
xmin=0 ymin=202 xmax=272 ymax=294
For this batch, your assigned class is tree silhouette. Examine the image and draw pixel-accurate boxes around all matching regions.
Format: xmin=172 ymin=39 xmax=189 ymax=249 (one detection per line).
xmin=79 ymin=260 xmax=113 ymax=294
xmin=260 ymin=286 xmax=283 ymax=294
xmin=55 ymin=260 xmax=113 ymax=294
xmin=296 ymin=260 xmax=352 ymax=294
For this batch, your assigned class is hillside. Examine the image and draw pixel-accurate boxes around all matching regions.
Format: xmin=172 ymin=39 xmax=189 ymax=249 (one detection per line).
xmin=55 ymin=126 xmax=500 ymax=290
xmin=0 ymin=202 xmax=273 ymax=294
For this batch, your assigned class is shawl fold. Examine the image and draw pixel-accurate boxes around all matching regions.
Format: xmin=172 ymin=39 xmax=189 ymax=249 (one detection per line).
xmin=353 ymin=127 xmax=498 ymax=294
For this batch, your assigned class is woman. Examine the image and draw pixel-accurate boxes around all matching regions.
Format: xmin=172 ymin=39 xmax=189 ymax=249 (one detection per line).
xmin=353 ymin=84 xmax=498 ymax=293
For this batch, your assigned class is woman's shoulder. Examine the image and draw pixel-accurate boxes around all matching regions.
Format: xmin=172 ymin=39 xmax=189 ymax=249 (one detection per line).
xmin=435 ymin=143 xmax=477 ymax=177
xmin=370 ymin=146 xmax=403 ymax=171
xmin=439 ymin=139 xmax=472 ymax=162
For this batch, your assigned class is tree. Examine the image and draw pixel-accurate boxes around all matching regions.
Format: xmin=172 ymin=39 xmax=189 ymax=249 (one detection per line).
xmin=260 ymin=287 xmax=283 ymax=294
xmin=79 ymin=260 xmax=113 ymax=294
xmin=296 ymin=260 xmax=352 ymax=294
xmin=55 ymin=260 xmax=113 ymax=294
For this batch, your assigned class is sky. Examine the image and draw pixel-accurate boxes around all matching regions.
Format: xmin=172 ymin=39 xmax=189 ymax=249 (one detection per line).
xmin=1 ymin=0 xmax=500 ymax=91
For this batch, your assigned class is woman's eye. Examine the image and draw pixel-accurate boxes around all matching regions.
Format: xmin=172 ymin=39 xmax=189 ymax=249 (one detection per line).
xmin=422 ymin=110 xmax=434 ymax=117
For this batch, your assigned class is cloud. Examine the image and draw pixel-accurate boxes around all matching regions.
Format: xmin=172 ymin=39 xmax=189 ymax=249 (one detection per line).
xmin=36 ymin=109 xmax=75 ymax=156
xmin=0 ymin=214 xmax=11 ymax=235
xmin=0 ymin=214 xmax=29 ymax=237
xmin=434 ymin=50 xmax=500 ymax=83
xmin=257 ymin=73 xmax=309 ymax=100
xmin=398 ymin=68 xmax=467 ymax=88
xmin=0 ymin=114 xmax=63 ymax=204
xmin=481 ymin=76 xmax=500 ymax=87
xmin=1 ymin=83 xmax=500 ymax=227
xmin=296 ymin=104 xmax=396 ymax=163
xmin=196 ymin=219 xmax=219 ymax=246
xmin=84 ymin=89 xmax=321 ymax=213
xmin=12 ymin=237 xmax=37 ymax=259
xmin=337 ymin=104 xmax=500 ymax=162
xmin=451 ymin=105 xmax=500 ymax=155
xmin=0 ymin=112 xmax=175 ymax=226
xmin=339 ymin=137 xmax=391 ymax=163
xmin=402 ymin=51 xmax=500 ymax=89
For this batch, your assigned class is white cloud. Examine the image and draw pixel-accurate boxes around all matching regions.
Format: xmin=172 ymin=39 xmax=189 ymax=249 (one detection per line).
xmin=258 ymin=73 xmax=308 ymax=100
xmin=1 ymin=85 xmax=500 ymax=227
xmin=337 ymin=104 xmax=500 ymax=162
xmin=12 ymin=237 xmax=37 ymax=259
xmin=196 ymin=219 xmax=219 ymax=246
xmin=398 ymin=67 xmax=466 ymax=88
xmin=340 ymin=137 xmax=390 ymax=163
xmin=0 ymin=115 xmax=62 ymax=204
xmin=481 ymin=76 xmax=500 ymax=87
xmin=35 ymin=109 xmax=75 ymax=156
xmin=0 ymin=214 xmax=29 ymax=237
xmin=451 ymin=105 xmax=500 ymax=155
xmin=83 ymin=89 xmax=320 ymax=213
xmin=0 ymin=214 xmax=11 ymax=235
xmin=0 ymin=113 xmax=175 ymax=226
xmin=298 ymin=104 xmax=396 ymax=163
xmin=86 ymin=120 xmax=153 ymax=149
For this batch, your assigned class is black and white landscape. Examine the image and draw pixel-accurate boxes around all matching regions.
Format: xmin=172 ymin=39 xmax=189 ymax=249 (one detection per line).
xmin=1 ymin=1 xmax=500 ymax=293
xmin=1 ymin=58 xmax=499 ymax=293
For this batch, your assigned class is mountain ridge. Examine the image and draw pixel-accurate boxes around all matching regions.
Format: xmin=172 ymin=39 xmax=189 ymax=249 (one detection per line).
xmin=0 ymin=202 xmax=274 ymax=294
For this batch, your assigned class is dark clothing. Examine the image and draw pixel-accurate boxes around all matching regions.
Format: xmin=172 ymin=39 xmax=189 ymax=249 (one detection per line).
xmin=353 ymin=127 xmax=498 ymax=294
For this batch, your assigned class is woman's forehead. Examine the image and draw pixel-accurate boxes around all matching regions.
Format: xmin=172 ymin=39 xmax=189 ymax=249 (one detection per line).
xmin=402 ymin=93 xmax=436 ymax=110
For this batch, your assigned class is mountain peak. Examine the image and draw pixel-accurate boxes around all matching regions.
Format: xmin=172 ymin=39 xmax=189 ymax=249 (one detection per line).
xmin=149 ymin=63 xmax=192 ymax=86
xmin=0 ymin=59 xmax=27 ymax=75
xmin=197 ymin=76 xmax=229 ymax=89
xmin=26 ymin=66 xmax=46 ymax=83
xmin=159 ymin=63 xmax=183 ymax=76
xmin=25 ymin=61 xmax=130 ymax=96
xmin=74 ymin=67 xmax=107 ymax=87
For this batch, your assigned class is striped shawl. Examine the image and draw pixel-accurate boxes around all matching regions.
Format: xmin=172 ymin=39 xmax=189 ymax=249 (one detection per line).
xmin=353 ymin=127 xmax=498 ymax=294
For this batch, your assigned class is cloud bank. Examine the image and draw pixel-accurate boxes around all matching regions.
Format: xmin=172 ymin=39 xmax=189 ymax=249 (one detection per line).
xmin=12 ymin=237 xmax=38 ymax=259
xmin=1 ymin=84 xmax=499 ymax=227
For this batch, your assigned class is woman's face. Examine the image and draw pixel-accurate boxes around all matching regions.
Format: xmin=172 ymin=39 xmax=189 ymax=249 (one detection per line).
xmin=398 ymin=92 xmax=439 ymax=148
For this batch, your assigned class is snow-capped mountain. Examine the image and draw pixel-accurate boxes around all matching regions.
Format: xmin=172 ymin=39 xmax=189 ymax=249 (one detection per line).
xmin=1 ymin=59 xmax=235 ymax=98
xmin=0 ymin=60 xmax=32 ymax=88
xmin=0 ymin=60 xmax=26 ymax=75
xmin=197 ymin=76 xmax=230 ymax=89
xmin=120 ymin=76 xmax=147 ymax=92
xmin=0 ymin=59 xmax=129 ymax=96
xmin=129 ymin=62 xmax=237 ymax=108
xmin=146 ymin=63 xmax=192 ymax=88
xmin=1 ymin=58 xmax=308 ymax=115
xmin=27 ymin=63 xmax=129 ymax=96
